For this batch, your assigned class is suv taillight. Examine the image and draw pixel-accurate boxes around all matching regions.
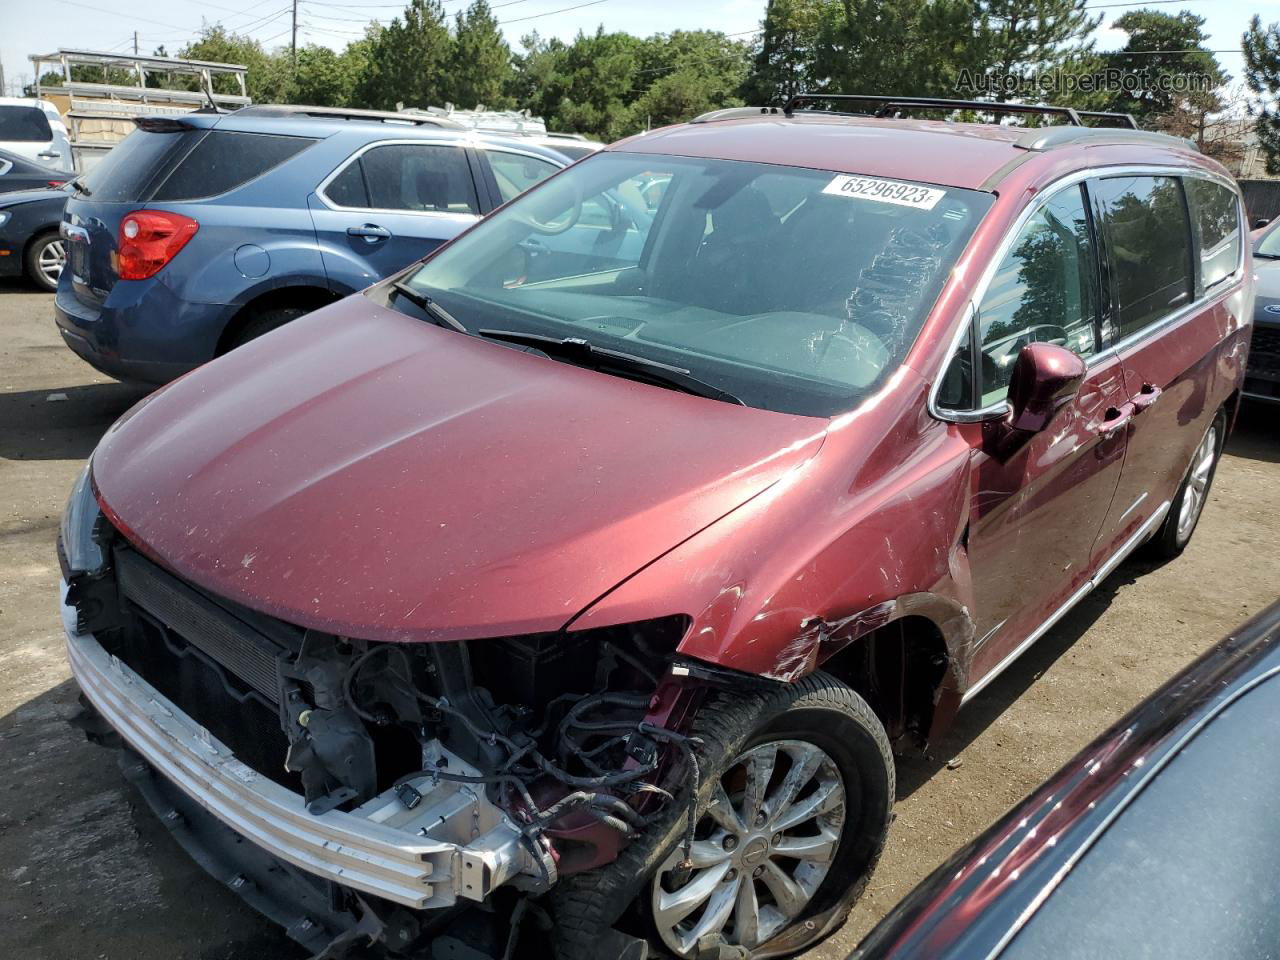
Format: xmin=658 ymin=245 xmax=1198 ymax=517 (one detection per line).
xmin=117 ymin=210 xmax=198 ymax=280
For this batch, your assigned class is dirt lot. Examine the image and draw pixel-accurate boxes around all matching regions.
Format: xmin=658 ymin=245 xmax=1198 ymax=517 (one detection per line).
xmin=0 ymin=279 xmax=1275 ymax=960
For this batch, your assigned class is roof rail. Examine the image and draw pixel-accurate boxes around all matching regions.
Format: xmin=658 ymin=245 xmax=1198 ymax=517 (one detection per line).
xmin=1017 ymin=125 xmax=1198 ymax=153
xmin=235 ymin=104 xmax=466 ymax=128
xmin=783 ymin=94 xmax=1138 ymax=130
xmin=691 ymin=106 xmax=784 ymax=123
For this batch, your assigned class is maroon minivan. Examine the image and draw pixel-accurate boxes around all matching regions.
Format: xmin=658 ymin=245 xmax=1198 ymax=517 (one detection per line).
xmin=59 ymin=97 xmax=1252 ymax=960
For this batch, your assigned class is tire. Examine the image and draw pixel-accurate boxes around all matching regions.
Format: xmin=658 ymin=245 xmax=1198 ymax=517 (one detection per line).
xmin=1142 ymin=408 xmax=1226 ymax=561
xmin=227 ymin=305 xmax=310 ymax=351
xmin=24 ymin=231 xmax=65 ymax=293
xmin=551 ymin=672 xmax=893 ymax=960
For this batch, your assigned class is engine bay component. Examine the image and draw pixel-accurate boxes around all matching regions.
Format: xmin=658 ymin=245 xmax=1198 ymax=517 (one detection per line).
xmin=60 ymin=528 xmax=700 ymax=952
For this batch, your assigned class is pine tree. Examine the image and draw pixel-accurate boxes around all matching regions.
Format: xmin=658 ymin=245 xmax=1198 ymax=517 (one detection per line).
xmin=975 ymin=0 xmax=1100 ymax=100
xmin=1243 ymin=15 xmax=1280 ymax=175
xmin=1106 ymin=10 xmax=1225 ymax=123
xmin=448 ymin=1 xmax=514 ymax=109
xmin=353 ymin=0 xmax=454 ymax=111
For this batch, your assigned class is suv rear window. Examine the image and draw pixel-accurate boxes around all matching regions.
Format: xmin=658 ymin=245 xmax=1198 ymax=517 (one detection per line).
xmin=0 ymin=105 xmax=53 ymax=142
xmin=79 ymin=128 xmax=199 ymax=202
xmin=151 ymin=130 xmax=317 ymax=201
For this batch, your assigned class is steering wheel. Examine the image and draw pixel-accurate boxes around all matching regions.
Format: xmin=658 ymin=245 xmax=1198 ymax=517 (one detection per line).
xmin=522 ymin=193 xmax=583 ymax=236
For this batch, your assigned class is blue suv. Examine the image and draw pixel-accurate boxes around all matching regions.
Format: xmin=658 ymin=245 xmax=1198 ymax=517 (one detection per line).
xmin=55 ymin=106 xmax=569 ymax=384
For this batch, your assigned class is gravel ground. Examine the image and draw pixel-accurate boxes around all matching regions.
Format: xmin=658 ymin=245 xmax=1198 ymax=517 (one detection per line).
xmin=1 ymin=280 xmax=1276 ymax=959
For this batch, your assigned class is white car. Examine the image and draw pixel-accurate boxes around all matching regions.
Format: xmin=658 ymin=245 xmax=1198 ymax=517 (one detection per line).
xmin=0 ymin=98 xmax=73 ymax=173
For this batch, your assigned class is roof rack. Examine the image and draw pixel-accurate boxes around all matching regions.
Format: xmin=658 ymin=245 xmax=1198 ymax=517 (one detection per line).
xmin=783 ymin=94 xmax=1138 ymax=129
xmin=235 ymin=104 xmax=466 ymax=128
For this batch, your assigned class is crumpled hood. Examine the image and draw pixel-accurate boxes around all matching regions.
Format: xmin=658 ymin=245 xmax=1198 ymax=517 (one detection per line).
xmin=92 ymin=297 xmax=827 ymax=642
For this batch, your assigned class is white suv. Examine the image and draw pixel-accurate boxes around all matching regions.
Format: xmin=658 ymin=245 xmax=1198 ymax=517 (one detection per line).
xmin=0 ymin=98 xmax=73 ymax=172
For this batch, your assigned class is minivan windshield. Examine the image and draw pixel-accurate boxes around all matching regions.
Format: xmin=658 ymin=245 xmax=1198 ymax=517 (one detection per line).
xmin=402 ymin=152 xmax=992 ymax=416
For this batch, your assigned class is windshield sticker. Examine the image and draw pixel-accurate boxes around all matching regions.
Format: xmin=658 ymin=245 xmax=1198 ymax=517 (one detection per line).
xmin=822 ymin=175 xmax=946 ymax=210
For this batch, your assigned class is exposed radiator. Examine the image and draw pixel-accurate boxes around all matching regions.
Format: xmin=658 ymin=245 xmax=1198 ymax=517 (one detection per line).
xmin=115 ymin=547 xmax=285 ymax=704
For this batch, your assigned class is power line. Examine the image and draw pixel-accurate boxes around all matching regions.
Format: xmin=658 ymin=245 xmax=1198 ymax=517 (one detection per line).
xmin=499 ymin=0 xmax=609 ymax=26
xmin=45 ymin=0 xmax=197 ymax=34
xmin=1087 ymin=0 xmax=1211 ymax=7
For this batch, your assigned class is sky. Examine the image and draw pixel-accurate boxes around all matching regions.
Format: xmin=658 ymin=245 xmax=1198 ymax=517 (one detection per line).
xmin=1 ymin=0 xmax=1277 ymax=99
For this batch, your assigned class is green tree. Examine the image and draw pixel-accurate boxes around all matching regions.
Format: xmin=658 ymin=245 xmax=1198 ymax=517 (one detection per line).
xmin=448 ymin=1 xmax=514 ymax=108
xmin=352 ymin=0 xmax=454 ymax=110
xmin=514 ymin=28 xmax=644 ymax=140
xmin=743 ymin=0 xmax=824 ymax=104
xmin=974 ymin=0 xmax=1100 ymax=97
xmin=1243 ymin=15 xmax=1280 ymax=175
xmin=634 ymin=31 xmax=750 ymax=127
xmin=181 ymin=25 xmax=293 ymax=102
xmin=293 ymin=44 xmax=365 ymax=107
xmin=1104 ymin=10 xmax=1226 ymax=124
xmin=815 ymin=0 xmax=981 ymax=100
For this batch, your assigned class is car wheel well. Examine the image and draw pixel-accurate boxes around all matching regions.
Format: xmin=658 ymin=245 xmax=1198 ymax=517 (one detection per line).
xmin=818 ymin=615 xmax=950 ymax=750
xmin=216 ymin=286 xmax=338 ymax=356
xmin=23 ymin=227 xmax=58 ymax=257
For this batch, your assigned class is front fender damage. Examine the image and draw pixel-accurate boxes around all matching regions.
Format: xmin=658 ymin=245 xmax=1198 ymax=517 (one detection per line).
xmin=764 ymin=592 xmax=976 ymax=690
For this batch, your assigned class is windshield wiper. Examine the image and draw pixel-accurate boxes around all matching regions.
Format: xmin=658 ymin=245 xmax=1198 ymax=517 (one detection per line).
xmin=477 ymin=329 xmax=743 ymax=405
xmin=391 ymin=281 xmax=467 ymax=332
xmin=69 ymin=178 xmax=91 ymax=197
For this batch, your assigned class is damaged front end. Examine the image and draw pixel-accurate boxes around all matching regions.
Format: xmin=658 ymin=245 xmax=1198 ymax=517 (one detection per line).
xmin=62 ymin=508 xmax=702 ymax=958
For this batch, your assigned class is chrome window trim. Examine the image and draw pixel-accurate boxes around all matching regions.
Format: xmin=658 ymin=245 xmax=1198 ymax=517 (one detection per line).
xmin=0 ymin=159 xmax=12 ymax=177
xmin=480 ymin=145 xmax=567 ymax=167
xmin=928 ymin=163 xmax=1247 ymax=424
xmin=316 ymin=137 xmax=481 ymax=220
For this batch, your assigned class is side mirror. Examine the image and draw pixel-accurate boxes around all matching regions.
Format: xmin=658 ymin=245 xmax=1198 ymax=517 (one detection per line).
xmin=986 ymin=342 xmax=1086 ymax=457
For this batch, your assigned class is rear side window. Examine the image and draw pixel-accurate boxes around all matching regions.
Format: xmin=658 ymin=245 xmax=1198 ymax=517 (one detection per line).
xmin=151 ymin=131 xmax=316 ymax=202
xmin=79 ymin=128 xmax=201 ymax=202
xmin=1093 ymin=175 xmax=1193 ymax=339
xmin=1184 ymin=177 xmax=1241 ymax=290
xmin=0 ymin=105 xmax=53 ymax=142
xmin=974 ymin=184 xmax=1100 ymax=406
xmin=345 ymin=143 xmax=479 ymax=214
xmin=325 ymin=160 xmax=369 ymax=208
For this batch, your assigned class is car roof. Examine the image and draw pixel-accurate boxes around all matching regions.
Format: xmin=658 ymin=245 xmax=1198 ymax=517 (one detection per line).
xmin=609 ymin=112 xmax=1205 ymax=191
xmin=173 ymin=110 xmax=572 ymax=165
xmin=850 ymin=599 xmax=1280 ymax=960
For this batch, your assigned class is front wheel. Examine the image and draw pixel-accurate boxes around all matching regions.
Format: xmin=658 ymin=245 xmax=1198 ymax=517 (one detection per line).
xmin=25 ymin=232 xmax=64 ymax=292
xmin=553 ymin=673 xmax=894 ymax=960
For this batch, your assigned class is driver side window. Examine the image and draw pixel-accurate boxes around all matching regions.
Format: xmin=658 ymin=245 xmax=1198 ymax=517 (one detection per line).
xmin=976 ymin=184 xmax=1100 ymax=406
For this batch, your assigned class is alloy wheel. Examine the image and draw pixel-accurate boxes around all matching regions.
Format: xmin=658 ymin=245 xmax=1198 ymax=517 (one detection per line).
xmin=1176 ymin=423 xmax=1218 ymax=545
xmin=38 ymin=239 xmax=65 ymax=287
xmin=651 ymin=739 xmax=846 ymax=957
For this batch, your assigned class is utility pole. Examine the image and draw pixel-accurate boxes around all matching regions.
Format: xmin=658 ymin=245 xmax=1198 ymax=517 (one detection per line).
xmin=133 ymin=31 xmax=139 ymax=55
xmin=291 ymin=0 xmax=298 ymax=69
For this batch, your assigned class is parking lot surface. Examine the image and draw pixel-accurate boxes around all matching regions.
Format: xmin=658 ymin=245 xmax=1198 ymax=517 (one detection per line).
xmin=1 ymin=280 xmax=1275 ymax=959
